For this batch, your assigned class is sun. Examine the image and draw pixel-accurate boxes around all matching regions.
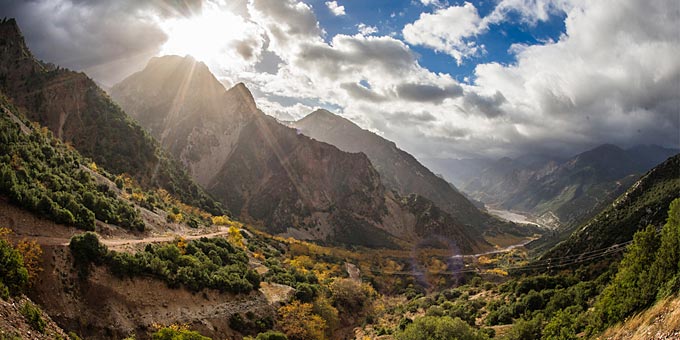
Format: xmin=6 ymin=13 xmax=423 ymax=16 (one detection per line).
xmin=159 ymin=4 xmax=249 ymax=65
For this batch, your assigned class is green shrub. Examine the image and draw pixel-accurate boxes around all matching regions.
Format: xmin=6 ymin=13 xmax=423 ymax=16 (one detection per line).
xmin=107 ymin=238 xmax=260 ymax=294
xmin=0 ymin=239 xmax=28 ymax=296
xmin=505 ymin=314 xmax=543 ymax=340
xmin=151 ymin=327 xmax=210 ymax=340
xmin=0 ymin=108 xmax=147 ymax=232
xmin=20 ymin=301 xmax=46 ymax=333
xmin=254 ymin=330 xmax=288 ymax=340
xmin=69 ymin=232 xmax=108 ymax=265
xmin=395 ymin=316 xmax=488 ymax=340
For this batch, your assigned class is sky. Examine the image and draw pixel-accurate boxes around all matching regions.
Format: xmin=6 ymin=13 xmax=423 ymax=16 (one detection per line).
xmin=1 ymin=0 xmax=679 ymax=160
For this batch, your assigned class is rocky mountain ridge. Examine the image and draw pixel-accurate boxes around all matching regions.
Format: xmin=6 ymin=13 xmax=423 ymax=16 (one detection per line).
xmin=111 ymin=55 xmax=491 ymax=252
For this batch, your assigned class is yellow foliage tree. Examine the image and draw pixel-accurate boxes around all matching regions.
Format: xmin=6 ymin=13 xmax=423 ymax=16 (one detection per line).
xmin=228 ymin=225 xmax=244 ymax=248
xmin=211 ymin=215 xmax=231 ymax=226
xmin=175 ymin=236 xmax=187 ymax=255
xmin=15 ymin=239 xmax=43 ymax=282
xmin=278 ymin=301 xmax=326 ymax=340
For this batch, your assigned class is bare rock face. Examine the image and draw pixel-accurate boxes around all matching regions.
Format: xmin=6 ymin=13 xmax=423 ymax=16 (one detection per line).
xmin=292 ymin=109 xmax=514 ymax=238
xmin=112 ymin=56 xmax=487 ymax=252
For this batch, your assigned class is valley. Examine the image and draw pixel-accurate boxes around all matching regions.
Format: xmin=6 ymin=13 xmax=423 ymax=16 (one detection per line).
xmin=0 ymin=5 xmax=679 ymax=340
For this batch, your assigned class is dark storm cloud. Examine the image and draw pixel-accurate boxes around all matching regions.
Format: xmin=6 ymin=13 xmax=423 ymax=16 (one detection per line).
xmin=462 ymin=90 xmax=506 ymax=118
xmin=395 ymin=83 xmax=463 ymax=104
xmin=340 ymin=82 xmax=387 ymax=102
xmin=386 ymin=111 xmax=438 ymax=124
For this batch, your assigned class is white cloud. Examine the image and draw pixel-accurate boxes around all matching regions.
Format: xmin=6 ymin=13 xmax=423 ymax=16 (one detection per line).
xmin=420 ymin=0 xmax=448 ymax=8
xmin=403 ymin=2 xmax=485 ymax=64
xmin=325 ymin=1 xmax=345 ymax=16
xmin=483 ymin=0 xmax=573 ymax=26
xmin=472 ymin=0 xmax=680 ymax=154
xmin=357 ymin=23 xmax=378 ymax=35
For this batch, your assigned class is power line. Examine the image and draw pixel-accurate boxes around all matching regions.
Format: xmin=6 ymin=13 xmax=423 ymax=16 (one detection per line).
xmin=364 ymin=240 xmax=632 ymax=276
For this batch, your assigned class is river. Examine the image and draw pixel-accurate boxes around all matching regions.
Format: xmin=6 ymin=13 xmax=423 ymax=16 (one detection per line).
xmin=485 ymin=206 xmax=542 ymax=227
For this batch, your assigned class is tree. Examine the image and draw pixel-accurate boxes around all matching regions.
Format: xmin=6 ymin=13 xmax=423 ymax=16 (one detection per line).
xmin=395 ymin=316 xmax=488 ymax=340
xmin=0 ymin=238 xmax=28 ymax=296
xmin=329 ymin=278 xmax=376 ymax=314
xmin=592 ymin=225 xmax=660 ymax=329
xmin=15 ymin=239 xmax=42 ymax=283
xmin=69 ymin=232 xmax=108 ymax=277
xmin=278 ymin=301 xmax=326 ymax=340
xmin=649 ymin=198 xmax=680 ymax=298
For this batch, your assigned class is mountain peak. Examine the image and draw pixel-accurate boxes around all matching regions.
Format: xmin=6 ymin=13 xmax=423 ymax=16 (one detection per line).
xmin=0 ymin=18 xmax=37 ymax=69
xmin=225 ymin=82 xmax=256 ymax=109
xmin=0 ymin=18 xmax=22 ymax=41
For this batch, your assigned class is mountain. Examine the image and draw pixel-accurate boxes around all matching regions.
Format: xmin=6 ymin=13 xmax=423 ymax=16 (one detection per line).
xmin=463 ymin=144 xmax=678 ymax=228
xmin=0 ymin=18 xmax=222 ymax=215
xmin=292 ymin=109 xmax=514 ymax=237
xmin=543 ymin=153 xmax=680 ymax=258
xmin=111 ymin=55 xmax=488 ymax=252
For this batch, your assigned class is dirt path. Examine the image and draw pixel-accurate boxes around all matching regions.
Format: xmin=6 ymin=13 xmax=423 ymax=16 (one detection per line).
xmin=14 ymin=226 xmax=232 ymax=251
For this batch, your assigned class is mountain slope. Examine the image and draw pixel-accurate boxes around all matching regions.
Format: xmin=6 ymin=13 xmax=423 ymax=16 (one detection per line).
xmin=111 ymin=55 xmax=487 ymax=252
xmin=292 ymin=109 xmax=510 ymax=237
xmin=0 ymin=18 xmax=222 ymax=215
xmin=464 ymin=144 xmax=678 ymax=228
xmin=543 ymin=153 xmax=680 ymax=258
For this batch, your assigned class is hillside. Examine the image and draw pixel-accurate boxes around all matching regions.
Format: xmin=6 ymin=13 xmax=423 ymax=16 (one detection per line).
xmin=111 ymin=55 xmax=490 ymax=252
xmin=464 ymin=144 xmax=678 ymax=228
xmin=543 ymin=153 xmax=680 ymax=258
xmin=0 ymin=18 xmax=222 ymax=216
xmin=292 ymin=109 xmax=513 ymax=238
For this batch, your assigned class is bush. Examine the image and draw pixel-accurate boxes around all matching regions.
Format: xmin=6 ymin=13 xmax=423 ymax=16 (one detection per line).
xmin=0 ymin=239 xmax=28 ymax=296
xmin=69 ymin=232 xmax=107 ymax=265
xmin=21 ymin=301 xmax=46 ymax=333
xmin=329 ymin=278 xmax=375 ymax=314
xmin=395 ymin=316 xmax=488 ymax=340
xmin=505 ymin=314 xmax=543 ymax=340
xmin=151 ymin=327 xmax=210 ymax=340
xmin=294 ymin=283 xmax=319 ymax=303
xmin=254 ymin=331 xmax=288 ymax=340
xmin=106 ymin=237 xmax=260 ymax=294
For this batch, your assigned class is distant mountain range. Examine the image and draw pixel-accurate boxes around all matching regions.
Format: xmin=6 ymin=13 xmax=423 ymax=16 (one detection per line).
xmin=442 ymin=144 xmax=678 ymax=229
xmin=110 ymin=55 xmax=510 ymax=251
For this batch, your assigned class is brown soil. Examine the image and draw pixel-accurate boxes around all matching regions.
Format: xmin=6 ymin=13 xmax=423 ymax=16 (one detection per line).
xmin=0 ymin=296 xmax=69 ymax=339
xmin=0 ymin=201 xmax=283 ymax=340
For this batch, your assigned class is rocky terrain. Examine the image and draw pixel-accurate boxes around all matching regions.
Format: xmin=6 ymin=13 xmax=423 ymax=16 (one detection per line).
xmin=293 ymin=109 xmax=510 ymax=238
xmin=111 ymin=55 xmax=496 ymax=252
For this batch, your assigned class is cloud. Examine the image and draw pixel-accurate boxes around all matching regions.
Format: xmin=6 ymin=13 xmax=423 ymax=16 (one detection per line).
xmin=403 ymin=2 xmax=485 ymax=64
xmin=395 ymin=83 xmax=463 ymax=104
xmin=419 ymin=0 xmax=448 ymax=8
xmin=462 ymin=91 xmax=506 ymax=118
xmin=325 ymin=1 xmax=345 ymax=16
xmin=483 ymin=0 xmax=572 ymax=26
xmin=249 ymin=0 xmax=323 ymax=55
xmin=0 ymin=0 xmax=175 ymax=86
xmin=470 ymin=0 xmax=680 ymax=153
xmin=340 ymin=82 xmax=387 ymax=102
xmin=357 ymin=23 xmax=378 ymax=35
xmin=6 ymin=0 xmax=677 ymax=160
